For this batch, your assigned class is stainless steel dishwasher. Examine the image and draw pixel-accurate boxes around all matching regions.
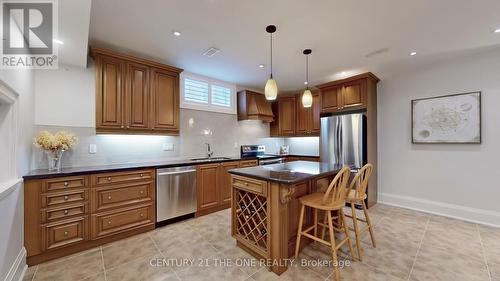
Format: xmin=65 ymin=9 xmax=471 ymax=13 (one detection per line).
xmin=156 ymin=166 xmax=197 ymax=223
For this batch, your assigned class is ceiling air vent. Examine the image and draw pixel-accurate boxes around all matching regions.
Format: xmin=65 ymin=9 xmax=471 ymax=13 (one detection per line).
xmin=202 ymin=47 xmax=220 ymax=57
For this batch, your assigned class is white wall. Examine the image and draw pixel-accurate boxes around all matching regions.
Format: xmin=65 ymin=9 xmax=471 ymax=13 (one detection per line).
xmin=378 ymin=47 xmax=500 ymax=226
xmin=0 ymin=68 xmax=35 ymax=280
xmin=35 ymin=62 xmax=95 ymax=127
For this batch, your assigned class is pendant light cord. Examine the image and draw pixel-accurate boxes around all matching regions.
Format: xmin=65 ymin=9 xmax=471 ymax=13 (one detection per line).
xmin=305 ymin=54 xmax=309 ymax=90
xmin=270 ymin=33 xmax=273 ymax=79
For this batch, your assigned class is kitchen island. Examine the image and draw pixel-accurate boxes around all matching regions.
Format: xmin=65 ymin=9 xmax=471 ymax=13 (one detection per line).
xmin=228 ymin=161 xmax=344 ymax=275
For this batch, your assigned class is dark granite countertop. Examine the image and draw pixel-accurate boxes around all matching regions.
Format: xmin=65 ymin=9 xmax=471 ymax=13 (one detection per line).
xmin=228 ymin=161 xmax=344 ymax=184
xmin=23 ymin=154 xmax=283 ymax=180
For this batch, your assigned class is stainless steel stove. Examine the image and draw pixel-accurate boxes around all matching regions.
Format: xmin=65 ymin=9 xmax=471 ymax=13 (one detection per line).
xmin=240 ymin=145 xmax=284 ymax=165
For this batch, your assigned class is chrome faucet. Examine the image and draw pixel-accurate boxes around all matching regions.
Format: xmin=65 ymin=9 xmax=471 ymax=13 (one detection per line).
xmin=205 ymin=143 xmax=214 ymax=158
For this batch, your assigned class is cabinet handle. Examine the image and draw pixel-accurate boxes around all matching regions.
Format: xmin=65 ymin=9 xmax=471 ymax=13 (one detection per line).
xmin=245 ymin=183 xmax=249 ymax=186
xmin=108 ymin=221 xmax=112 ymax=225
xmin=107 ymin=177 xmax=112 ymax=181
xmin=64 ymin=195 xmax=69 ymax=201
xmin=140 ymin=173 xmax=144 ymax=177
xmin=140 ymin=213 xmax=144 ymax=217
xmin=64 ymin=209 xmax=69 ymax=214
xmin=107 ymin=195 xmax=112 ymax=200
xmin=63 ymin=182 xmax=69 ymax=187
xmin=64 ymin=231 xmax=69 ymax=236
xmin=140 ymin=190 xmax=144 ymax=195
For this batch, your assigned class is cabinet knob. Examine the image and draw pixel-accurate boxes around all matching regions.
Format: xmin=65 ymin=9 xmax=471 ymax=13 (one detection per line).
xmin=63 ymin=182 xmax=69 ymax=187
xmin=64 ymin=231 xmax=69 ymax=236
xmin=107 ymin=177 xmax=112 ymax=181
xmin=140 ymin=213 xmax=144 ymax=217
xmin=108 ymin=221 xmax=112 ymax=225
xmin=121 ymin=126 xmax=124 ymax=129
xmin=245 ymin=183 xmax=249 ymax=186
xmin=64 ymin=195 xmax=69 ymax=201
xmin=127 ymin=126 xmax=130 ymax=129
xmin=64 ymin=209 xmax=69 ymax=215
xmin=107 ymin=195 xmax=112 ymax=200
xmin=140 ymin=190 xmax=144 ymax=195
xmin=140 ymin=173 xmax=144 ymax=177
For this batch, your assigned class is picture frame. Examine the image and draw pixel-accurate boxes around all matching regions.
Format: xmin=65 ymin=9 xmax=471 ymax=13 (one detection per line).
xmin=411 ymin=91 xmax=481 ymax=144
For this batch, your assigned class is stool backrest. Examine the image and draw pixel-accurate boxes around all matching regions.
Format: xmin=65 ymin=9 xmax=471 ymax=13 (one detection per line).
xmin=347 ymin=164 xmax=373 ymax=198
xmin=322 ymin=166 xmax=351 ymax=205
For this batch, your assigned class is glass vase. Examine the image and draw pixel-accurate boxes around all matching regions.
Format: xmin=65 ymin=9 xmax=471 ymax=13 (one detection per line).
xmin=46 ymin=149 xmax=65 ymax=171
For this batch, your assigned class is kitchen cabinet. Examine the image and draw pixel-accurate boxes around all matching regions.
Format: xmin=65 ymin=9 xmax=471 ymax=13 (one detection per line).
xmin=318 ymin=72 xmax=379 ymax=114
xmin=270 ymin=96 xmax=296 ymax=136
xmin=296 ymin=92 xmax=320 ymax=136
xmin=91 ymin=47 xmax=182 ymax=135
xmin=237 ymin=90 xmax=274 ymax=122
xmin=24 ymin=169 xmax=155 ymax=265
xmin=196 ymin=161 xmax=241 ymax=216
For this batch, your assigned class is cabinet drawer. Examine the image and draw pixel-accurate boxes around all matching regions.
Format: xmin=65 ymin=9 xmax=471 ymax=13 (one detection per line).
xmin=41 ymin=203 xmax=89 ymax=223
xmin=240 ymin=160 xmax=258 ymax=167
xmin=91 ymin=204 xmax=154 ymax=239
xmin=91 ymin=182 xmax=154 ymax=212
xmin=91 ymin=169 xmax=154 ymax=186
xmin=42 ymin=216 xmax=89 ymax=251
xmin=41 ymin=189 xmax=88 ymax=208
xmin=232 ymin=176 xmax=267 ymax=196
xmin=43 ymin=176 xmax=88 ymax=193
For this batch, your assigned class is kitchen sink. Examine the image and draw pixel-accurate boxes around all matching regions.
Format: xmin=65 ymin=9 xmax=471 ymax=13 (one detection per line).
xmin=190 ymin=157 xmax=232 ymax=161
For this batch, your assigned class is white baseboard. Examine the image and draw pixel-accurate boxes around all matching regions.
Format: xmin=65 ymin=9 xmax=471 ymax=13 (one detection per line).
xmin=4 ymin=247 xmax=27 ymax=281
xmin=378 ymin=193 xmax=500 ymax=228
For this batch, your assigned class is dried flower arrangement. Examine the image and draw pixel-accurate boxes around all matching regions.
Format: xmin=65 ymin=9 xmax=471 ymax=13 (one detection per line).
xmin=34 ymin=131 xmax=78 ymax=171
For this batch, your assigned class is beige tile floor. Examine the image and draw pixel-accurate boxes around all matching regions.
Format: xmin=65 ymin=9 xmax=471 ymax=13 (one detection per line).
xmin=23 ymin=204 xmax=500 ymax=281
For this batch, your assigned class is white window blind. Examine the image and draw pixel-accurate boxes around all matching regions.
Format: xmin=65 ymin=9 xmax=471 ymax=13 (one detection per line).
xmin=184 ymin=78 xmax=209 ymax=104
xmin=180 ymin=73 xmax=236 ymax=114
xmin=211 ymin=84 xmax=232 ymax=107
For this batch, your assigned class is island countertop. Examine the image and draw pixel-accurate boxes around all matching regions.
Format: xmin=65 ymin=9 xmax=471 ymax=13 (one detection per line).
xmin=228 ymin=160 xmax=344 ymax=184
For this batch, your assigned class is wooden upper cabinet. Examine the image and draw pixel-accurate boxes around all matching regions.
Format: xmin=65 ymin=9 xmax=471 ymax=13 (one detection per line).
xmin=91 ymin=47 xmax=182 ymax=135
xmin=150 ymin=68 xmax=179 ymax=133
xmin=95 ymin=55 xmax=125 ymax=130
xmin=318 ymin=72 xmax=379 ymax=114
xmin=296 ymin=97 xmax=310 ymax=135
xmin=125 ymin=62 xmax=150 ymax=130
xmin=311 ymin=93 xmax=321 ymax=134
xmin=278 ymin=96 xmax=296 ymax=136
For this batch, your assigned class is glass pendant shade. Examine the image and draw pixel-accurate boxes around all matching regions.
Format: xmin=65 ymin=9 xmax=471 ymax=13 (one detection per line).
xmin=265 ymin=78 xmax=278 ymax=100
xmin=302 ymin=89 xmax=313 ymax=107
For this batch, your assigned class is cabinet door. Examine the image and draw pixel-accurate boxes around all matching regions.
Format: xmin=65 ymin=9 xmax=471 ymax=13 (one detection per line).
xmin=197 ymin=164 xmax=220 ymax=211
xmin=341 ymin=79 xmax=366 ymax=110
xmin=296 ymin=97 xmax=311 ymax=135
xmin=311 ymin=93 xmax=321 ymax=135
xmin=219 ymin=161 xmax=240 ymax=206
xmin=96 ymin=55 xmax=125 ymax=131
xmin=150 ymin=68 xmax=179 ymax=133
xmin=279 ymin=97 xmax=296 ymax=136
xmin=125 ymin=63 xmax=150 ymax=130
xmin=320 ymin=86 xmax=342 ymax=113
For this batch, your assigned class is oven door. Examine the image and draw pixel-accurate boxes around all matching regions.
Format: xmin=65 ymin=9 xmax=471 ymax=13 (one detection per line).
xmin=258 ymin=158 xmax=284 ymax=166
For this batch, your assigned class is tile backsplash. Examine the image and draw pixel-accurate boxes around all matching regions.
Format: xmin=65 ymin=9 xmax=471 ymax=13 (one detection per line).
xmin=32 ymin=109 xmax=284 ymax=169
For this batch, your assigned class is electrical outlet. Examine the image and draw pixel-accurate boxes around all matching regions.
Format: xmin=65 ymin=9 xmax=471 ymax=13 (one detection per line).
xmin=162 ymin=143 xmax=174 ymax=151
xmin=89 ymin=144 xmax=97 ymax=154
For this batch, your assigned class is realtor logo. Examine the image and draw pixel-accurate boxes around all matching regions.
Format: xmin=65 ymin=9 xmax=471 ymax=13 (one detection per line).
xmin=1 ymin=0 xmax=58 ymax=69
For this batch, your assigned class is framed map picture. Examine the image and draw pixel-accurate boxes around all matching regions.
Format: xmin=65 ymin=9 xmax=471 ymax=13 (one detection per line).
xmin=412 ymin=92 xmax=481 ymax=144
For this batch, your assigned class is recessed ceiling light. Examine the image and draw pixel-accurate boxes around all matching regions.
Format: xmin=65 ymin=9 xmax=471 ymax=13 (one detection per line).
xmin=494 ymin=28 xmax=500 ymax=33
xmin=53 ymin=39 xmax=64 ymax=45
xmin=172 ymin=31 xmax=181 ymax=36
xmin=409 ymin=51 xmax=417 ymax=56
xmin=258 ymin=64 xmax=265 ymax=68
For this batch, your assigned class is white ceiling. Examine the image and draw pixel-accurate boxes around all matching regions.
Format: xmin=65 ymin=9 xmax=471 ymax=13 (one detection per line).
xmin=58 ymin=0 xmax=91 ymax=67
xmin=87 ymin=0 xmax=500 ymax=91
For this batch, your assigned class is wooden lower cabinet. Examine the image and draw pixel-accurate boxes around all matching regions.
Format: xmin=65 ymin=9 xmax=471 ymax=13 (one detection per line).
xmin=196 ymin=161 xmax=241 ymax=216
xmin=24 ymin=169 xmax=155 ymax=265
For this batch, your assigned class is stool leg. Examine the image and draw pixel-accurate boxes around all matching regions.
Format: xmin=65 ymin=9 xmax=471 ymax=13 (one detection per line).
xmin=362 ymin=201 xmax=376 ymax=248
xmin=351 ymin=203 xmax=363 ymax=260
xmin=341 ymin=208 xmax=357 ymax=262
xmin=321 ymin=212 xmax=327 ymax=241
xmin=327 ymin=211 xmax=341 ymax=281
xmin=313 ymin=209 xmax=318 ymax=245
xmin=294 ymin=204 xmax=306 ymax=259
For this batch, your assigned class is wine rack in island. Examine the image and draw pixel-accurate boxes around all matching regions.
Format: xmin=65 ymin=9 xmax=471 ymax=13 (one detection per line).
xmin=231 ymin=176 xmax=270 ymax=258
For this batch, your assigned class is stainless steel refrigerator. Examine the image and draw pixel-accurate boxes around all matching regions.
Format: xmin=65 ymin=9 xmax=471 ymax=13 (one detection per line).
xmin=320 ymin=113 xmax=367 ymax=169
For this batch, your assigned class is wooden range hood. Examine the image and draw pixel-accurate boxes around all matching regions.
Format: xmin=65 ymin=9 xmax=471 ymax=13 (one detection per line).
xmin=237 ymin=90 xmax=274 ymax=122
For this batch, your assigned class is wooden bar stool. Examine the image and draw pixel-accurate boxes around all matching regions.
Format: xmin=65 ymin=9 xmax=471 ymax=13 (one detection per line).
xmin=294 ymin=167 xmax=356 ymax=281
xmin=345 ymin=164 xmax=376 ymax=261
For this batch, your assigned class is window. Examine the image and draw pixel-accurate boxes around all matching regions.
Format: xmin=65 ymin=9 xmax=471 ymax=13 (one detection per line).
xmin=180 ymin=73 xmax=236 ymax=114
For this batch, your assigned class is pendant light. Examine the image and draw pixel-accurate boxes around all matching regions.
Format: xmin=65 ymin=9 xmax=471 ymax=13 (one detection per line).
xmin=301 ymin=49 xmax=313 ymax=108
xmin=264 ymin=25 xmax=278 ymax=100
